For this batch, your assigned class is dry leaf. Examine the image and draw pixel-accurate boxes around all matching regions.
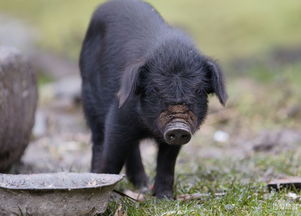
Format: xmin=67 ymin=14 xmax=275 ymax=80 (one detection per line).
xmin=114 ymin=205 xmax=127 ymax=216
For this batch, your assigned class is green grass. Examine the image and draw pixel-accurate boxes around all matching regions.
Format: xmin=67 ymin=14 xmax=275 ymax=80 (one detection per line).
xmin=103 ymin=149 xmax=301 ymax=215
xmin=0 ymin=0 xmax=301 ymax=60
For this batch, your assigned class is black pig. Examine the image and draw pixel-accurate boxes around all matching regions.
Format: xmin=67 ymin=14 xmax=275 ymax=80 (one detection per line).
xmin=79 ymin=0 xmax=228 ymax=199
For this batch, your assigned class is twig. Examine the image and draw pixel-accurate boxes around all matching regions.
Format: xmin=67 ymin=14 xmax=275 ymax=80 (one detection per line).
xmin=113 ymin=189 xmax=139 ymax=202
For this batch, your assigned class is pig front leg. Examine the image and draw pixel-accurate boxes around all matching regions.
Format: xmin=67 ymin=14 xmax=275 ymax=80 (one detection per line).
xmin=90 ymin=127 xmax=104 ymax=173
xmin=126 ymin=144 xmax=149 ymax=191
xmin=99 ymin=129 xmax=132 ymax=174
xmin=153 ymin=142 xmax=181 ymax=199
xmin=99 ymin=106 xmax=142 ymax=175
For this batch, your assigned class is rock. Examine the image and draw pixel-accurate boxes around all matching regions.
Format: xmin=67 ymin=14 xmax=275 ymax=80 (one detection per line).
xmin=0 ymin=47 xmax=38 ymax=172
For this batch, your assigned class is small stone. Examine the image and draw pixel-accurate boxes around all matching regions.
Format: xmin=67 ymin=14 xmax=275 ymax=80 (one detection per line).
xmin=213 ymin=130 xmax=229 ymax=143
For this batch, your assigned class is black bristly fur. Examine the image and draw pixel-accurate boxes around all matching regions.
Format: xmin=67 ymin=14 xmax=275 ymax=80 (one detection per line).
xmin=79 ymin=0 xmax=228 ymax=199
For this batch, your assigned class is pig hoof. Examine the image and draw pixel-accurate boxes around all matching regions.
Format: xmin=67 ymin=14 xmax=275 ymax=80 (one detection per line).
xmin=127 ymin=173 xmax=149 ymax=190
xmin=155 ymin=191 xmax=174 ymax=199
xmin=139 ymin=186 xmax=150 ymax=194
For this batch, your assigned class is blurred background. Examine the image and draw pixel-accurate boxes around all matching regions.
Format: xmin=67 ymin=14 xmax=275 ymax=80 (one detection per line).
xmin=0 ymin=0 xmax=301 ymax=191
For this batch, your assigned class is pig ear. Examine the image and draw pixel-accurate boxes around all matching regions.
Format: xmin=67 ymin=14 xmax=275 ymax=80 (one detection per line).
xmin=205 ymin=58 xmax=228 ymax=106
xmin=117 ymin=62 xmax=144 ymax=108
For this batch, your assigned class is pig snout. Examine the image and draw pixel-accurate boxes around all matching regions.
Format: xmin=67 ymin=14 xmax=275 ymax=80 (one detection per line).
xmin=163 ymin=119 xmax=192 ymax=145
